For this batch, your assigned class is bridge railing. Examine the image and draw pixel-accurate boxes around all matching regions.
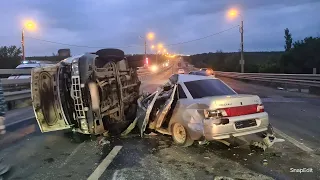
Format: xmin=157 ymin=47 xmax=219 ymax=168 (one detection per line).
xmin=0 ymin=69 xmax=32 ymax=102
xmin=214 ymin=71 xmax=320 ymax=87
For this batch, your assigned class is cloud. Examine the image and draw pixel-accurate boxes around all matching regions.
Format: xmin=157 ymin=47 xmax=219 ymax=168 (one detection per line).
xmin=1 ymin=0 xmax=319 ymax=56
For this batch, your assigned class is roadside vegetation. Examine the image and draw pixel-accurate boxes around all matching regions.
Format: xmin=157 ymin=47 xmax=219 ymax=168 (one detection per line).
xmin=184 ymin=28 xmax=320 ymax=74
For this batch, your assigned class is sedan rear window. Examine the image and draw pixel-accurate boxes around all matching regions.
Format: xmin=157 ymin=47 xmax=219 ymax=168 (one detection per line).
xmin=184 ymin=79 xmax=236 ymax=99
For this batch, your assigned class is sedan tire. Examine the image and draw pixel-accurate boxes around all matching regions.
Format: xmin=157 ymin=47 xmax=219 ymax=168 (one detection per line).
xmin=171 ymin=123 xmax=194 ymax=147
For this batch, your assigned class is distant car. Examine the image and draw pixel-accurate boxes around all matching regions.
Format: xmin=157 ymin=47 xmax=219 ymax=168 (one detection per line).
xmin=8 ymin=62 xmax=54 ymax=79
xmin=200 ymin=68 xmax=214 ymax=76
xmin=189 ymin=70 xmax=215 ymax=77
xmin=178 ymin=69 xmax=185 ymax=74
xmin=136 ymin=74 xmax=277 ymax=149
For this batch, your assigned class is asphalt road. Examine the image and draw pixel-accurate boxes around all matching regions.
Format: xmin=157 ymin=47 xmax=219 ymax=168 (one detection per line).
xmin=1 ymin=61 xmax=320 ymax=180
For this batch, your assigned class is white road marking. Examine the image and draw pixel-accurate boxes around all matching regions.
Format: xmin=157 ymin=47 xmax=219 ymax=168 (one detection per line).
xmin=6 ymin=116 xmax=35 ymax=127
xmin=59 ymin=142 xmax=85 ymax=168
xmin=87 ymin=146 xmax=123 ymax=180
xmin=273 ymin=127 xmax=314 ymax=152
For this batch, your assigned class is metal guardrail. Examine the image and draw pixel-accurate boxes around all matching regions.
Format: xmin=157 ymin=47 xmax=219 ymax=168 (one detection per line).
xmin=4 ymin=90 xmax=31 ymax=101
xmin=0 ymin=69 xmax=32 ymax=102
xmin=215 ymin=71 xmax=320 ymax=88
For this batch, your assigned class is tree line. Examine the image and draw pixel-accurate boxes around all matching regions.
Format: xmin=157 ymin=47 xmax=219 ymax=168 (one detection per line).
xmin=184 ymin=28 xmax=320 ymax=74
xmin=0 ymin=46 xmax=168 ymax=69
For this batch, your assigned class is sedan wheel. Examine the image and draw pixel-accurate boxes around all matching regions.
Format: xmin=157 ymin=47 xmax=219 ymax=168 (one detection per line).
xmin=171 ymin=123 xmax=194 ymax=147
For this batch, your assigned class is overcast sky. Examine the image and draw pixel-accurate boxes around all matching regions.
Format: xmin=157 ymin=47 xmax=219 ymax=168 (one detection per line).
xmin=1 ymin=0 xmax=320 ymax=56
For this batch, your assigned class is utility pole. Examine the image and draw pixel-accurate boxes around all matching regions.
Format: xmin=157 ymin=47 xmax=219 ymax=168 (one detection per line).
xmin=21 ymin=29 xmax=25 ymax=61
xmin=144 ymin=39 xmax=147 ymax=63
xmin=240 ymin=19 xmax=244 ymax=73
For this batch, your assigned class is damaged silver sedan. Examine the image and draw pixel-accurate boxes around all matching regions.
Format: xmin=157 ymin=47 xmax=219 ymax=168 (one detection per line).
xmin=137 ymin=74 xmax=280 ymax=149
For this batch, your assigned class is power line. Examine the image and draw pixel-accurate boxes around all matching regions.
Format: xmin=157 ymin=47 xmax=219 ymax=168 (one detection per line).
xmin=25 ymin=36 xmax=141 ymax=49
xmin=166 ymin=25 xmax=239 ymax=46
xmin=24 ymin=25 xmax=239 ymax=49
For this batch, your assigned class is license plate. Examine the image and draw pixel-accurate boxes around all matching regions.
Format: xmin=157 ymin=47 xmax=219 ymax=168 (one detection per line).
xmin=235 ymin=119 xmax=257 ymax=129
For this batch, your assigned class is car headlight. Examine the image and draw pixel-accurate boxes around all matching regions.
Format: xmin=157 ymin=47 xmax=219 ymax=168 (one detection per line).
xmin=150 ymin=65 xmax=158 ymax=72
xmin=72 ymin=62 xmax=79 ymax=75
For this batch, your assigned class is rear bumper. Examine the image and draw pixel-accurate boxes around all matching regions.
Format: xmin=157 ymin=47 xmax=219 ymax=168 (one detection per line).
xmin=203 ymin=112 xmax=269 ymax=140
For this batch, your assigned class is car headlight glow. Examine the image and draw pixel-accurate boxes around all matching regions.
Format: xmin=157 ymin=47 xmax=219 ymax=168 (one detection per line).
xmin=150 ymin=65 xmax=158 ymax=72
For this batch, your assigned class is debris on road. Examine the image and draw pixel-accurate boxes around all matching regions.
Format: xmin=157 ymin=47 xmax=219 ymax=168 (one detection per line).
xmin=262 ymin=159 xmax=268 ymax=166
xmin=204 ymin=156 xmax=210 ymax=159
xmin=198 ymin=140 xmax=209 ymax=145
xmin=98 ymin=137 xmax=110 ymax=146
xmin=147 ymin=132 xmax=158 ymax=136
xmin=214 ymin=176 xmax=235 ymax=180
xmin=265 ymin=152 xmax=282 ymax=158
xmin=121 ymin=118 xmax=138 ymax=137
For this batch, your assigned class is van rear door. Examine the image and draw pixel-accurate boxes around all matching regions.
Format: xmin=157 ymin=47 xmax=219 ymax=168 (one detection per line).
xmin=31 ymin=65 xmax=72 ymax=132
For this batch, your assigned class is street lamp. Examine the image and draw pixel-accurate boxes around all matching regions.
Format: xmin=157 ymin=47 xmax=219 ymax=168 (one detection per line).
xmin=157 ymin=43 xmax=163 ymax=49
xmin=140 ymin=32 xmax=155 ymax=66
xmin=22 ymin=20 xmax=36 ymax=61
xmin=147 ymin=32 xmax=155 ymax=41
xmin=151 ymin=45 xmax=155 ymax=49
xmin=228 ymin=8 xmax=244 ymax=73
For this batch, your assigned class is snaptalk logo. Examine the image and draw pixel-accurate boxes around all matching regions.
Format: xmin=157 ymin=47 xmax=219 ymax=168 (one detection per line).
xmin=290 ymin=168 xmax=313 ymax=173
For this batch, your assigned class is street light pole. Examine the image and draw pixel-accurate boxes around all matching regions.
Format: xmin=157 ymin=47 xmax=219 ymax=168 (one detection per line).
xmin=144 ymin=39 xmax=147 ymax=62
xmin=239 ymin=18 xmax=244 ymax=73
xmin=21 ymin=29 xmax=25 ymax=61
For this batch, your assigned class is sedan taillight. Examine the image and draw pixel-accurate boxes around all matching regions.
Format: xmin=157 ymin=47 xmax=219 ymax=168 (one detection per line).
xmin=206 ymin=104 xmax=265 ymax=118
xmin=257 ymin=104 xmax=264 ymax=112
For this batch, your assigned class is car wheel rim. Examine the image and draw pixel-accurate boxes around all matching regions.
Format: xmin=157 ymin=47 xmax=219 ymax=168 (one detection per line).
xmin=173 ymin=124 xmax=186 ymax=144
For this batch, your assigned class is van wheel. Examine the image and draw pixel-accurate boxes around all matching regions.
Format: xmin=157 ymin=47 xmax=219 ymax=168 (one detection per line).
xmin=171 ymin=123 xmax=194 ymax=147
